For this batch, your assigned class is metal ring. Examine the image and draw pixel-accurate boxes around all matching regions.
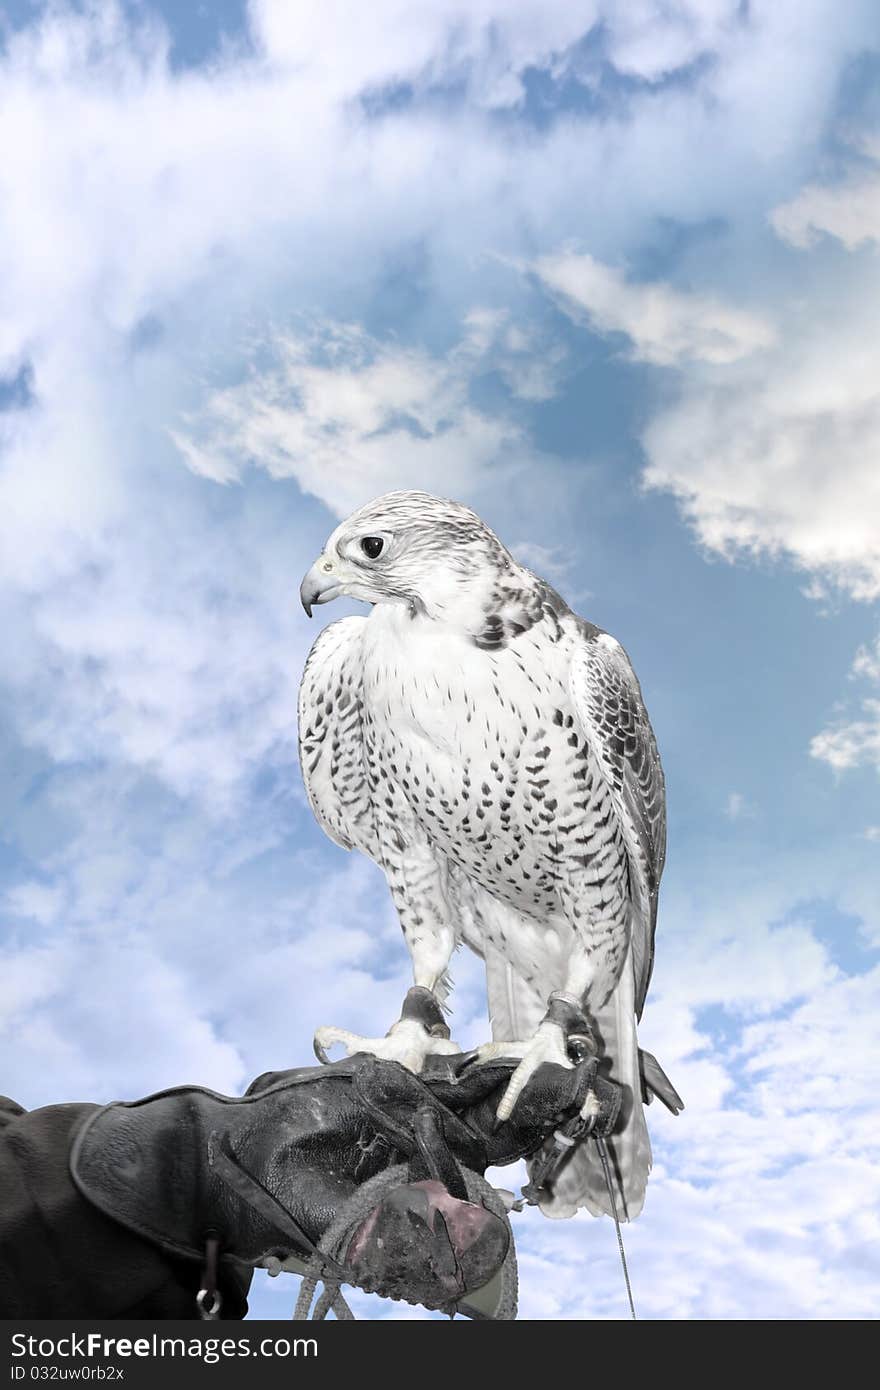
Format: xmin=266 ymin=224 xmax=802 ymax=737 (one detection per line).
xmin=566 ymin=1032 xmax=596 ymax=1063
xmin=196 ymin=1287 xmax=222 ymax=1320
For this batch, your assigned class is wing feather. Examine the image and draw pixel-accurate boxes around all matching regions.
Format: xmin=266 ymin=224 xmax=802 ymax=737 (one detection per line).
xmin=568 ymin=626 xmax=666 ymax=1017
xmin=297 ymin=616 xmax=378 ymax=858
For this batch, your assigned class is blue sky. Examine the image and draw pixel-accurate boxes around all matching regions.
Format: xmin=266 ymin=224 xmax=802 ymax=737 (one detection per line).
xmin=0 ymin=1 xmax=878 ymax=1320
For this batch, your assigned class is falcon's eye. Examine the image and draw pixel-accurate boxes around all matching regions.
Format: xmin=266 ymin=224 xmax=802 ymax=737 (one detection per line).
xmin=360 ymin=536 xmax=385 ymax=560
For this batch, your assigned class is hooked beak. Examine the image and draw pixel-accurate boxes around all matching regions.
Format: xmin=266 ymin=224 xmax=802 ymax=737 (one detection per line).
xmin=300 ymin=559 xmax=344 ymax=617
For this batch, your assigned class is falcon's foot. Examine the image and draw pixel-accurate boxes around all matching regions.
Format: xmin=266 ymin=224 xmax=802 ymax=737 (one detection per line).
xmin=314 ymin=986 xmax=461 ymax=1074
xmin=473 ymin=993 xmax=596 ymax=1123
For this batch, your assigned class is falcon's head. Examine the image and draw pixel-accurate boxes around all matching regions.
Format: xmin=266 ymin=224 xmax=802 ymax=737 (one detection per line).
xmin=300 ymin=491 xmax=517 ymax=623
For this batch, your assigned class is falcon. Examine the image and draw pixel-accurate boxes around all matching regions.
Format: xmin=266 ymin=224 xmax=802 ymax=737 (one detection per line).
xmin=298 ymin=491 xmax=681 ymax=1220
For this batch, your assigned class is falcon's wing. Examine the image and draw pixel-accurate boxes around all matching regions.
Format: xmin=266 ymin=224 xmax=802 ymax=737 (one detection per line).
xmin=297 ymin=616 xmax=379 ymax=859
xmin=568 ymin=626 xmax=666 ymax=1018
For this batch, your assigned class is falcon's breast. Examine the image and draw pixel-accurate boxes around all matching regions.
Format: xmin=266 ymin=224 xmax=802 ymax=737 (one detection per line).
xmin=360 ymin=604 xmax=627 ymax=921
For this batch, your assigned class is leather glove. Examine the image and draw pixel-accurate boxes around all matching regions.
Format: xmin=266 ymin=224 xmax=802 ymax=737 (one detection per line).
xmin=71 ymin=1040 xmax=619 ymax=1318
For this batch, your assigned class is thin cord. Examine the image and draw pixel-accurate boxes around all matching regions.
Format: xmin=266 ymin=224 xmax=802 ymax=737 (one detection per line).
xmin=594 ymin=1136 xmax=636 ymax=1321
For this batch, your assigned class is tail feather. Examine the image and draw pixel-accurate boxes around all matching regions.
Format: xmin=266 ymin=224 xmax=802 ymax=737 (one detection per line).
xmin=483 ymin=948 xmax=545 ymax=1044
xmin=538 ymin=950 xmax=651 ymax=1221
xmin=640 ymin=1048 xmax=685 ymax=1115
xmin=480 ymin=928 xmax=679 ymax=1223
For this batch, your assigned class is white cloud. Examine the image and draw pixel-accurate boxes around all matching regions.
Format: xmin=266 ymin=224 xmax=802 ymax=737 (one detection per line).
xmin=771 ymin=134 xmax=880 ymax=250
xmin=597 ymin=0 xmax=737 ymax=82
xmin=505 ymin=1126 xmax=880 ymax=1319
xmin=171 ymin=318 xmax=531 ymax=517
xmin=461 ymin=310 xmax=569 ymax=403
xmin=653 ymin=918 xmax=836 ymax=1019
xmin=724 ymin=791 xmax=756 ymax=821
xmin=0 ymin=0 xmax=865 ymax=441
xmin=511 ymin=540 xmax=576 ymax=585
xmin=852 ymin=636 xmax=880 ymax=683
xmin=635 ymin=127 xmax=880 ymax=603
xmin=4 ymin=880 xmax=64 ymax=926
xmin=0 ymin=0 xmax=867 ymax=612
xmin=0 ymin=935 xmax=248 ymax=1104
xmin=632 ymin=118 xmax=880 ymax=786
xmin=533 ymin=250 xmax=775 ymax=365
xmin=811 ymin=701 xmax=880 ymax=774
xmin=0 ymin=464 xmax=308 ymax=808
xmin=812 ymin=636 xmax=880 ymax=776
xmin=250 ymin=0 xmax=607 ymax=110
xmin=640 ymin=280 xmax=880 ymax=600
xmin=743 ymin=966 xmax=879 ymax=1115
xmin=250 ymin=1 xmax=769 ymax=115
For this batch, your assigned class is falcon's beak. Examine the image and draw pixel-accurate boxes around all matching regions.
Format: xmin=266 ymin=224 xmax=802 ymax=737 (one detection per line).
xmin=300 ymin=558 xmax=344 ymax=617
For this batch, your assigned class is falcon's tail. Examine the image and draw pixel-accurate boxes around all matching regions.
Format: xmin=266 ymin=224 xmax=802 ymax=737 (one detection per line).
xmin=538 ymin=955 xmax=650 ymax=1220
xmin=481 ymin=938 xmax=681 ymax=1221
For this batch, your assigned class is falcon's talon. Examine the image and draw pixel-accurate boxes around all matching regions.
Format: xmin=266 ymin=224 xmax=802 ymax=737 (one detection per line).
xmin=312 ymin=1017 xmax=461 ymax=1074
xmin=473 ymin=1021 xmax=574 ymax=1124
xmin=580 ymin=1089 xmax=601 ymax=1121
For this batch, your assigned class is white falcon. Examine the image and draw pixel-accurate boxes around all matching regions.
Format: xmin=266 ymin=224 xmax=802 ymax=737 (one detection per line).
xmin=298 ymin=491 xmax=681 ymax=1220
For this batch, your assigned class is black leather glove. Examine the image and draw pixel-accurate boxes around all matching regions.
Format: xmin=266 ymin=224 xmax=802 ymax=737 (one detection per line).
xmin=70 ymin=1044 xmax=619 ymax=1319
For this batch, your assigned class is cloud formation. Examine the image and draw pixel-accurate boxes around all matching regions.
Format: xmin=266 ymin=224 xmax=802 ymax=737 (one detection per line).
xmin=171 ymin=317 xmax=535 ymax=517
xmin=533 ymin=251 xmax=775 ymax=365
xmin=811 ymin=636 xmax=880 ymax=776
xmin=636 ymin=131 xmax=880 ymax=602
xmin=771 ymin=134 xmax=880 ymax=250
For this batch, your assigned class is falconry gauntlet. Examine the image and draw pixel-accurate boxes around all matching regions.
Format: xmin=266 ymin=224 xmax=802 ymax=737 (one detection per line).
xmin=68 ymin=1045 xmax=619 ymax=1318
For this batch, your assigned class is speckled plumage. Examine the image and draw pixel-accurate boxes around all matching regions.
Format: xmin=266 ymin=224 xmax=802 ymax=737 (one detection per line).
xmin=298 ymin=491 xmax=670 ymax=1219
